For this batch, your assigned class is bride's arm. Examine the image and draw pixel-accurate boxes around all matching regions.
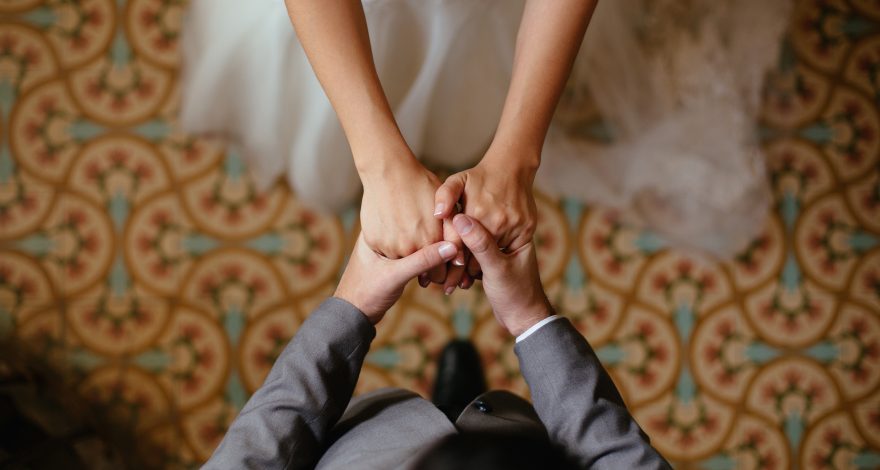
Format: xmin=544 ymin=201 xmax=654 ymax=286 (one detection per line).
xmin=434 ymin=0 xmax=597 ymax=287
xmin=283 ymin=0 xmax=409 ymax=169
xmin=493 ymin=0 xmax=598 ymax=159
xmin=284 ymin=0 xmax=449 ymax=280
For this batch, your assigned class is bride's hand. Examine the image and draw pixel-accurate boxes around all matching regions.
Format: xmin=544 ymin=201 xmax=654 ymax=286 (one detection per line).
xmin=360 ymin=158 xmax=452 ymax=284
xmin=434 ymin=149 xmax=538 ymax=283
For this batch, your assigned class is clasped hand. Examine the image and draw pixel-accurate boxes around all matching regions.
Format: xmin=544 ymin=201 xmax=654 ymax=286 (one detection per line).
xmin=336 ymin=214 xmax=551 ymax=336
xmin=359 ymin=148 xmax=538 ymax=294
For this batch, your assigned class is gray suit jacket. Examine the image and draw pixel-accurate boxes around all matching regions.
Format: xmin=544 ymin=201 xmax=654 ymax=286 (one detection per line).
xmin=203 ymin=298 xmax=670 ymax=469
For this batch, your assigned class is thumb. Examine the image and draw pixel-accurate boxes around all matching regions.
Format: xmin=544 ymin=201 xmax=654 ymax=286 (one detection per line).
xmin=392 ymin=241 xmax=458 ymax=284
xmin=453 ymin=214 xmax=501 ymax=269
xmin=434 ymin=173 xmax=465 ymax=219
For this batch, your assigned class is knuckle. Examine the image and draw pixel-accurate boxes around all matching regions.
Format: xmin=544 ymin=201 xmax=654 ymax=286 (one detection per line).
xmin=509 ymin=215 xmax=523 ymax=227
xmin=446 ymin=172 xmax=462 ymax=184
xmin=472 ymin=233 xmax=493 ymax=254
xmin=508 ymin=238 xmax=525 ymax=251
xmin=418 ymin=250 xmax=434 ymax=269
xmin=362 ymin=232 xmax=378 ymax=247
xmin=491 ymin=213 xmax=507 ymax=229
xmin=437 ymin=185 xmax=453 ymax=200
xmin=378 ymin=243 xmax=394 ymax=257
xmin=393 ymin=243 xmax=408 ymax=258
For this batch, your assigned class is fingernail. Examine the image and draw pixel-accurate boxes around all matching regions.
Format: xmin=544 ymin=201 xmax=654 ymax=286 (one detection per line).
xmin=444 ymin=286 xmax=454 ymax=296
xmin=418 ymin=274 xmax=429 ymax=288
xmin=453 ymin=214 xmax=473 ymax=235
xmin=438 ymin=242 xmax=456 ymax=260
xmin=433 ymin=203 xmax=445 ymax=217
xmin=452 ymin=255 xmax=465 ymax=266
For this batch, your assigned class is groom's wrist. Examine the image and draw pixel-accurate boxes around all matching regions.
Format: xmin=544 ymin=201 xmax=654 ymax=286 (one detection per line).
xmin=505 ymin=299 xmax=554 ymax=337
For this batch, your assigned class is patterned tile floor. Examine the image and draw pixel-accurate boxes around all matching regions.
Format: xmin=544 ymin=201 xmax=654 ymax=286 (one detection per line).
xmin=1 ymin=0 xmax=879 ymax=468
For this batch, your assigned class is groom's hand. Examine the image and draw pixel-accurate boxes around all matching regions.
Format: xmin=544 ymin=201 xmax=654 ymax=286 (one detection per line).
xmin=452 ymin=214 xmax=551 ymax=336
xmin=335 ymin=233 xmax=458 ymax=324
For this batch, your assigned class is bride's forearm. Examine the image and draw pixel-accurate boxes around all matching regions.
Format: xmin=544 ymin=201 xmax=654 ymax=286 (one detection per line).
xmin=283 ymin=0 xmax=415 ymax=177
xmin=487 ymin=0 xmax=598 ymax=169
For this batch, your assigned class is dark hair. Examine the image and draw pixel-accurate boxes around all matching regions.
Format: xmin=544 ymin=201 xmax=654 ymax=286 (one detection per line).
xmin=413 ymin=431 xmax=579 ymax=470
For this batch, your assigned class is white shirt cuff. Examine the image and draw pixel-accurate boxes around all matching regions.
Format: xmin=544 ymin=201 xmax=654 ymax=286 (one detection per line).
xmin=515 ymin=315 xmax=562 ymax=343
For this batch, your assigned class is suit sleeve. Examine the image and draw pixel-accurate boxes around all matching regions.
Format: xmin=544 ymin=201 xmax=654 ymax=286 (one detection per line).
xmin=202 ymin=297 xmax=376 ymax=470
xmin=514 ymin=317 xmax=671 ymax=469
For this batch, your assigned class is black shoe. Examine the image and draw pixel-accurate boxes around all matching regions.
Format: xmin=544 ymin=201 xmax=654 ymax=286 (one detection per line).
xmin=432 ymin=339 xmax=487 ymax=422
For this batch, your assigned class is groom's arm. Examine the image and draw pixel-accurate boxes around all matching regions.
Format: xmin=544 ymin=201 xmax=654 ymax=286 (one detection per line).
xmin=202 ymin=297 xmax=375 ymax=470
xmin=515 ymin=317 xmax=671 ymax=469
xmin=450 ymin=213 xmax=670 ymax=469
xmin=200 ymin=235 xmax=457 ymax=469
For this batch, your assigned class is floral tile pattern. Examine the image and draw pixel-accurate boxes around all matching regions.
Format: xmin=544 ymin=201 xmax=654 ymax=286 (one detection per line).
xmin=0 ymin=0 xmax=879 ymax=468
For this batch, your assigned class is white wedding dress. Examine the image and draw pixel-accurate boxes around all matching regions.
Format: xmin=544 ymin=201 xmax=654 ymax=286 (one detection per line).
xmin=180 ymin=0 xmax=792 ymax=258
